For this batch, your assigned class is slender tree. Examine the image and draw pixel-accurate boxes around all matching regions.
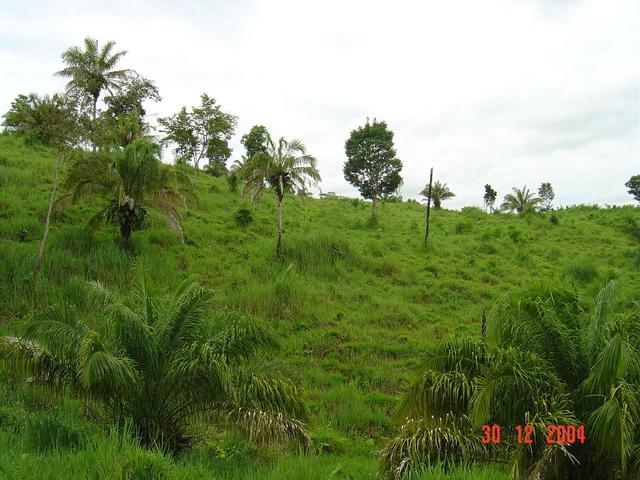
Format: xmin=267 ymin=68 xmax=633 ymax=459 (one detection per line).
xmin=483 ymin=184 xmax=497 ymax=212
xmin=344 ymin=119 xmax=403 ymax=225
xmin=63 ymin=138 xmax=194 ymax=244
xmin=500 ymin=186 xmax=541 ymax=213
xmin=538 ymin=182 xmax=555 ymax=211
xmin=0 ymin=265 xmax=310 ymax=452
xmin=421 ymin=181 xmax=455 ymax=209
xmin=242 ymin=136 xmax=320 ymax=258
xmin=241 ymin=125 xmax=270 ymax=159
xmin=7 ymin=93 xmax=88 ymax=279
xmin=56 ymin=38 xmax=128 ymax=130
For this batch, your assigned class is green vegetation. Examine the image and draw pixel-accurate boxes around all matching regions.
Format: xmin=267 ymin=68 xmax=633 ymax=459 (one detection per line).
xmin=1 ymin=133 xmax=639 ymax=477
xmin=344 ymin=119 xmax=403 ymax=225
xmin=421 ymin=181 xmax=455 ymax=209
xmin=382 ymin=282 xmax=640 ymax=479
xmin=1 ymin=35 xmax=639 ymax=480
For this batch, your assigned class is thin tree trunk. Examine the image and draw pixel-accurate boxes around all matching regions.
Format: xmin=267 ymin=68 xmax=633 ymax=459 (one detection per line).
xmin=276 ymin=176 xmax=284 ymax=258
xmin=370 ymin=195 xmax=377 ymax=226
xmin=424 ymin=167 xmax=433 ymax=244
xmin=92 ymin=96 xmax=98 ymax=153
xmin=33 ymin=151 xmax=63 ymax=279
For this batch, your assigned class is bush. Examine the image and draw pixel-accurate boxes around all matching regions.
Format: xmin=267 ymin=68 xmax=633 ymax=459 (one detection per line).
xmin=549 ymin=214 xmax=559 ymax=225
xmin=621 ymin=216 xmax=640 ymax=241
xmin=351 ymin=198 xmax=360 ymax=208
xmin=124 ymin=449 xmax=171 ymax=480
xmin=507 ymin=227 xmax=523 ymax=243
xmin=234 ymin=207 xmax=254 ymax=227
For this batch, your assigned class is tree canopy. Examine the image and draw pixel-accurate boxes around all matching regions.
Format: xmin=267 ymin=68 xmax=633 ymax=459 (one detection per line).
xmin=626 ymin=175 xmax=640 ymax=204
xmin=421 ymin=181 xmax=455 ymax=209
xmin=158 ymin=94 xmax=237 ymax=170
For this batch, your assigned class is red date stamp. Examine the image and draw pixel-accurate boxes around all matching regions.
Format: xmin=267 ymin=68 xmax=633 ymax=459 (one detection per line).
xmin=481 ymin=424 xmax=585 ymax=444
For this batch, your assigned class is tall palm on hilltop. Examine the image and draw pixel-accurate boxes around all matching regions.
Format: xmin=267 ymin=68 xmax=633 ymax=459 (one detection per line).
xmin=56 ymin=37 xmax=129 ymax=124
xmin=0 ymin=265 xmax=310 ymax=452
xmin=242 ymin=136 xmax=321 ymax=258
xmin=500 ymin=186 xmax=541 ymax=213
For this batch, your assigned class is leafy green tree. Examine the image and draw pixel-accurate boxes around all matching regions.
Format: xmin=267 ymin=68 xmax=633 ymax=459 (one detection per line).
xmin=242 ymin=136 xmax=320 ymax=258
xmin=158 ymin=94 xmax=237 ymax=170
xmin=344 ymin=119 xmax=403 ymax=224
xmin=2 ymin=93 xmax=86 ymax=146
xmin=420 ymin=181 xmax=455 ymax=209
xmin=381 ymin=281 xmax=640 ymax=479
xmin=500 ymin=186 xmax=541 ymax=213
xmin=63 ymin=138 xmax=194 ymax=243
xmin=0 ymin=265 xmax=309 ymax=452
xmin=538 ymin=182 xmax=555 ymax=211
xmin=56 ymin=37 xmax=128 ymax=125
xmin=241 ymin=125 xmax=270 ymax=159
xmin=103 ymin=73 xmax=161 ymax=118
xmin=483 ymin=184 xmax=497 ymax=212
xmin=626 ymin=175 xmax=640 ymax=204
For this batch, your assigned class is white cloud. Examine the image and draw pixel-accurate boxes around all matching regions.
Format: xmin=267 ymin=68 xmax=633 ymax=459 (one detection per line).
xmin=0 ymin=0 xmax=638 ymax=207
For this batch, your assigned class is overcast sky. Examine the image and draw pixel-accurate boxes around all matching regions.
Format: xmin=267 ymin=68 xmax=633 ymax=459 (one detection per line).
xmin=1 ymin=0 xmax=638 ymax=207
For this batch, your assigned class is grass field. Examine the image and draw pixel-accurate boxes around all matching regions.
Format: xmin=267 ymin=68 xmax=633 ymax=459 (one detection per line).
xmin=0 ymin=132 xmax=638 ymax=478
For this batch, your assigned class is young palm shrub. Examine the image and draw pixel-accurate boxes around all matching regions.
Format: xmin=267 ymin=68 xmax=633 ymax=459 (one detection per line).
xmin=241 ymin=136 xmax=321 ymax=258
xmin=0 ymin=264 xmax=310 ymax=453
xmin=381 ymin=281 xmax=640 ymax=479
xmin=63 ymin=138 xmax=195 ymax=243
xmin=420 ymin=181 xmax=455 ymax=209
xmin=500 ymin=186 xmax=541 ymax=213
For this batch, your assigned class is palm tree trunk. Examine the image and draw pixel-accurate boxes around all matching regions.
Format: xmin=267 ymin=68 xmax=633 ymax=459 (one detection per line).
xmin=276 ymin=176 xmax=284 ymax=259
xmin=33 ymin=151 xmax=62 ymax=279
xmin=91 ymin=95 xmax=98 ymax=152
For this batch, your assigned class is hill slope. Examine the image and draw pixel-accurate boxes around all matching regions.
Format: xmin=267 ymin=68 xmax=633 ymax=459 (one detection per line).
xmin=0 ymin=133 xmax=639 ymax=478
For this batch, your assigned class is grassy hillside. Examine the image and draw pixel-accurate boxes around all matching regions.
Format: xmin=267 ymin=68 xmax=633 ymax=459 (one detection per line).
xmin=0 ymin=132 xmax=639 ymax=478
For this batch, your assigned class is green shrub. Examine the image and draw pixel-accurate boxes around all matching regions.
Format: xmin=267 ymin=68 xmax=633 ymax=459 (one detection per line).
xmin=621 ymin=216 xmax=640 ymax=241
xmin=507 ymin=226 xmax=523 ymax=243
xmin=234 ymin=207 xmax=254 ymax=227
xmin=453 ymin=221 xmax=473 ymax=234
xmin=549 ymin=214 xmax=559 ymax=225
xmin=124 ymin=449 xmax=171 ymax=480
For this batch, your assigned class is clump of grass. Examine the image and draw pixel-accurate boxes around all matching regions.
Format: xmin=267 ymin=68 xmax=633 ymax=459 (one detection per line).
xmin=453 ymin=221 xmax=473 ymax=234
xmin=621 ymin=216 xmax=640 ymax=242
xmin=279 ymin=233 xmax=353 ymax=271
xmin=24 ymin=410 xmax=90 ymax=452
xmin=564 ymin=258 xmax=598 ymax=283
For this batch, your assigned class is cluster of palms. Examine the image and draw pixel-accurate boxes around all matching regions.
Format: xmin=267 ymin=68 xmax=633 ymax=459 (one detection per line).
xmin=420 ymin=182 xmax=543 ymax=213
xmin=382 ymin=281 xmax=640 ymax=479
xmin=1 ymin=38 xmax=316 ymax=455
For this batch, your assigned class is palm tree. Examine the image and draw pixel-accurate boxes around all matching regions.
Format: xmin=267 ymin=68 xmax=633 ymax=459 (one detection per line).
xmin=500 ymin=186 xmax=541 ymax=213
xmin=0 ymin=265 xmax=310 ymax=452
xmin=56 ymin=37 xmax=128 ymax=126
xmin=63 ymin=137 xmax=194 ymax=243
xmin=381 ymin=281 xmax=640 ymax=479
xmin=421 ymin=181 xmax=455 ymax=209
xmin=242 ymin=136 xmax=321 ymax=258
